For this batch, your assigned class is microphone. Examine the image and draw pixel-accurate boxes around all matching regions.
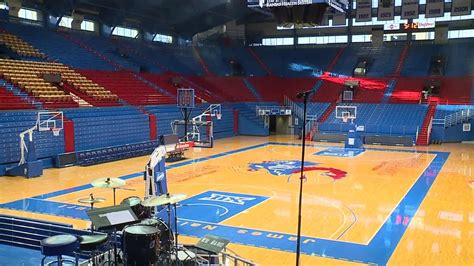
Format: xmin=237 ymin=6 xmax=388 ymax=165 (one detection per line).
xmin=296 ymin=89 xmax=312 ymax=99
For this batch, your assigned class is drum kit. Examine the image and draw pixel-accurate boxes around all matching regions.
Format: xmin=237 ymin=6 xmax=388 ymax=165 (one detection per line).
xmin=77 ymin=177 xmax=192 ymax=265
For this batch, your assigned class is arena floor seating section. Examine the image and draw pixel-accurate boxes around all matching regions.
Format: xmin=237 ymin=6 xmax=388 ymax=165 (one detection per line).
xmin=320 ymin=103 xmax=428 ymax=138
xmin=62 ymin=107 xmax=151 ymax=151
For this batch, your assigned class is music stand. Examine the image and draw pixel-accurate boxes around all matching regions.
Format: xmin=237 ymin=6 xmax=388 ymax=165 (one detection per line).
xmin=87 ymin=205 xmax=138 ymax=265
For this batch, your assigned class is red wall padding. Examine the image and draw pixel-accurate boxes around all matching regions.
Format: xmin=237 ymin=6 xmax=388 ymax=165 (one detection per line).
xmin=63 ymin=119 xmax=75 ymax=153
xmin=149 ymin=114 xmax=157 ymax=140
xmin=233 ymin=109 xmax=239 ymax=134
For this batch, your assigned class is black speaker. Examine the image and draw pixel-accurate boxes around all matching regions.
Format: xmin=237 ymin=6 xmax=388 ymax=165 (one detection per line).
xmin=381 ymin=0 xmax=391 ymax=8
xmin=429 ymin=56 xmax=445 ymax=76
xmin=271 ymin=3 xmax=328 ymax=26
xmin=423 ymin=79 xmax=441 ymax=95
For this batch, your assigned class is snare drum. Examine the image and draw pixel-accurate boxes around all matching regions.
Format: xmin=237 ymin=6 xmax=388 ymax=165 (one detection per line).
xmin=140 ymin=218 xmax=174 ymax=252
xmin=122 ymin=224 xmax=160 ymax=266
xmin=121 ymin=196 xmax=150 ymax=220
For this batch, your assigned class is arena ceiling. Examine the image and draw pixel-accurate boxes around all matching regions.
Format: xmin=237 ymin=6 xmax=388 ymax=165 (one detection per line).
xmin=27 ymin=0 xmax=258 ymax=36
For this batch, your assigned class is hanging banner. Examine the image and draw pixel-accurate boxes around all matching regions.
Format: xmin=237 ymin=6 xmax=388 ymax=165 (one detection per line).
xmin=451 ymin=0 xmax=472 ymax=16
xmin=425 ymin=0 xmax=444 ymax=18
xmin=401 ymin=0 xmax=419 ymax=19
xmin=356 ymin=0 xmax=372 ymax=22
xmin=332 ymin=12 xmax=346 ymax=26
xmin=377 ymin=0 xmax=394 ymax=21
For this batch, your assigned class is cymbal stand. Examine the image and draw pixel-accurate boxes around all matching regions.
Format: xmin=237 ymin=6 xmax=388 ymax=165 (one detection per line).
xmin=112 ymin=188 xmax=117 ymax=206
xmin=89 ymin=194 xmax=95 ymax=232
xmin=173 ymin=203 xmax=179 ymax=253
xmin=166 ymin=202 xmax=173 ymax=255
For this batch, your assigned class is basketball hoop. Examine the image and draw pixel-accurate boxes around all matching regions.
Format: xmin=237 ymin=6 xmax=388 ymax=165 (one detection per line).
xmin=342 ymin=115 xmax=349 ymax=123
xmin=51 ymin=127 xmax=61 ymax=137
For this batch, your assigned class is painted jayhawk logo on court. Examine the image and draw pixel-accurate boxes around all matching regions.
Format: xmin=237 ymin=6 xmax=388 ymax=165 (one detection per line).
xmin=248 ymin=160 xmax=347 ymax=180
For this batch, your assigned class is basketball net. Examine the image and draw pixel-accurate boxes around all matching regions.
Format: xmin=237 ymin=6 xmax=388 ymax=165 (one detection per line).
xmin=51 ymin=128 xmax=61 ymax=136
xmin=342 ymin=115 xmax=349 ymax=123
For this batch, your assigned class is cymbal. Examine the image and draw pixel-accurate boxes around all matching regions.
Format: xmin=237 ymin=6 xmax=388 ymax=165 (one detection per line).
xmin=78 ymin=197 xmax=106 ymax=204
xmin=142 ymin=193 xmax=187 ymax=207
xmin=91 ymin=177 xmax=126 ymax=188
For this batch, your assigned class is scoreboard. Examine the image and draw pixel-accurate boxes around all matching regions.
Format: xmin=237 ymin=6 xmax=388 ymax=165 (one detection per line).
xmin=247 ymin=0 xmax=348 ymax=12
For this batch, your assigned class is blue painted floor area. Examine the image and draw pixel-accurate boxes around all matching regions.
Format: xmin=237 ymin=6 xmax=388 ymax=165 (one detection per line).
xmin=0 ymin=244 xmax=43 ymax=266
xmin=178 ymin=191 xmax=269 ymax=223
xmin=314 ymin=147 xmax=365 ymax=157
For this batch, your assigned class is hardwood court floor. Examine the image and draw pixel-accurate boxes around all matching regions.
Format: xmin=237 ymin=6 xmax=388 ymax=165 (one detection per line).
xmin=0 ymin=135 xmax=473 ymax=265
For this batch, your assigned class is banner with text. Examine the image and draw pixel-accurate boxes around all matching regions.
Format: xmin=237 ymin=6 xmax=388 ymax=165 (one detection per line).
xmin=356 ymin=0 xmax=372 ymax=22
xmin=377 ymin=0 xmax=394 ymax=21
xmin=332 ymin=12 xmax=346 ymax=26
xmin=425 ymin=0 xmax=445 ymax=18
xmin=401 ymin=0 xmax=419 ymax=19
xmin=451 ymin=0 xmax=472 ymax=16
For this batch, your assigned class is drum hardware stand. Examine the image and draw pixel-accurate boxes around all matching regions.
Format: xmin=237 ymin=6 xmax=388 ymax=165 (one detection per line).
xmin=172 ymin=202 xmax=179 ymax=253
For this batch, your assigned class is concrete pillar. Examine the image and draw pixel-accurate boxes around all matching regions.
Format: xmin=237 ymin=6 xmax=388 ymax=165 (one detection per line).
xmin=71 ymin=13 xmax=84 ymax=30
xmin=8 ymin=0 xmax=22 ymax=17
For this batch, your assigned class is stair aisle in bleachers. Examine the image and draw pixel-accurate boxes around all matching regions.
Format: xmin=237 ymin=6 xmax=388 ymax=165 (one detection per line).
xmin=192 ymin=46 xmax=212 ymax=75
xmin=382 ymin=79 xmax=397 ymax=103
xmin=246 ymin=47 xmax=272 ymax=75
xmin=416 ymin=102 xmax=437 ymax=145
xmin=1 ymin=23 xmax=113 ymax=70
xmin=0 ymin=85 xmax=34 ymax=110
xmin=243 ymin=78 xmax=263 ymax=102
xmin=0 ymin=79 xmax=41 ymax=109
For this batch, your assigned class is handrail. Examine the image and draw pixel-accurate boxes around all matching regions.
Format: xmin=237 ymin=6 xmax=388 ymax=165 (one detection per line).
xmin=427 ymin=117 xmax=433 ymax=143
xmin=255 ymin=105 xmax=292 ymax=116
xmin=318 ymin=122 xmax=420 ymax=136
xmin=284 ymin=95 xmax=304 ymax=119
xmin=444 ymin=109 xmax=473 ymax=128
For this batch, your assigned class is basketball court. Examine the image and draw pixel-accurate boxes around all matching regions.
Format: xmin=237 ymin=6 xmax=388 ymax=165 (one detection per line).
xmin=1 ymin=135 xmax=472 ymax=265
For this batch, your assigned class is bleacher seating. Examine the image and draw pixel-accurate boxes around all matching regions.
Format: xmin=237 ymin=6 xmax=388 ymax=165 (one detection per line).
xmin=434 ymin=104 xmax=474 ymax=119
xmin=77 ymin=141 xmax=159 ymax=166
xmin=332 ymin=44 xmax=402 ymax=77
xmin=0 ymin=33 xmax=45 ymax=58
xmin=247 ymin=76 xmax=317 ymax=102
xmin=0 ymin=59 xmax=77 ymax=108
xmin=401 ymin=40 xmax=474 ymax=77
xmin=0 ymin=111 xmax=64 ymax=165
xmin=62 ymin=107 xmax=150 ymax=151
xmin=297 ymin=102 xmax=331 ymax=118
xmin=254 ymin=46 xmax=338 ymax=77
xmin=78 ymin=70 xmax=175 ymax=105
xmin=196 ymin=46 xmax=267 ymax=77
xmin=321 ymin=103 xmax=428 ymax=137
xmin=441 ymin=41 xmax=474 ymax=76
xmin=186 ymin=76 xmax=258 ymax=102
xmin=1 ymin=23 xmax=113 ymax=70
xmin=389 ymin=78 xmax=424 ymax=103
xmin=352 ymin=78 xmax=388 ymax=103
xmin=311 ymin=79 xmax=345 ymax=102
xmin=0 ymin=59 xmax=120 ymax=108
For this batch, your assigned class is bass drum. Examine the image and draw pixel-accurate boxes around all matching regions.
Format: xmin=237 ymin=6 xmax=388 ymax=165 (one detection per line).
xmin=140 ymin=218 xmax=174 ymax=253
xmin=122 ymin=224 xmax=160 ymax=266
xmin=121 ymin=196 xmax=150 ymax=220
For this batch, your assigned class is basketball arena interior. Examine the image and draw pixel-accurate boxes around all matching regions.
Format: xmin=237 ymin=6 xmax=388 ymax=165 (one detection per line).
xmin=0 ymin=0 xmax=473 ymax=265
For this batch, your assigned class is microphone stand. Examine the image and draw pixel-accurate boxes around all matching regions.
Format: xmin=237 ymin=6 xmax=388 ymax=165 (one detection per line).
xmin=295 ymin=91 xmax=309 ymax=266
